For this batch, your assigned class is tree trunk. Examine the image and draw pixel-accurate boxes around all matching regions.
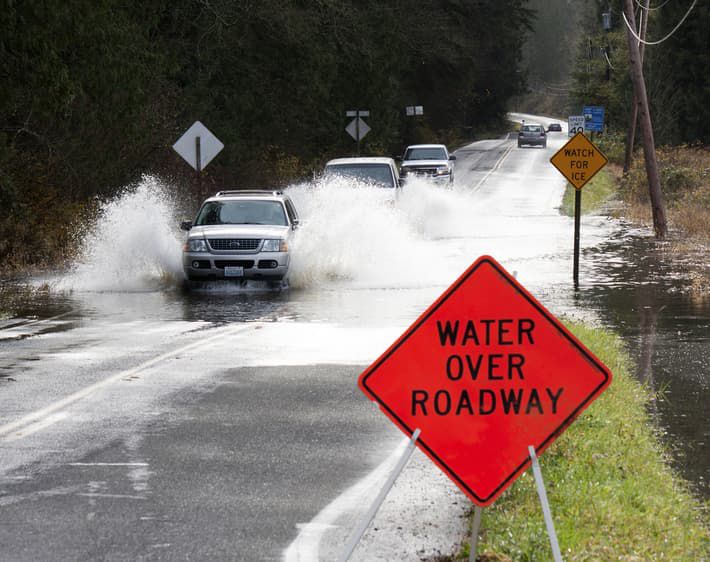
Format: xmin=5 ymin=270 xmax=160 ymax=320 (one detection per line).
xmin=622 ymin=0 xmax=668 ymax=238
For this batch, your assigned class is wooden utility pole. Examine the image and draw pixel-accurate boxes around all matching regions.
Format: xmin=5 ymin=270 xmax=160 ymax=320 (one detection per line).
xmin=623 ymin=1 xmax=649 ymax=173
xmin=622 ymin=0 xmax=667 ymax=238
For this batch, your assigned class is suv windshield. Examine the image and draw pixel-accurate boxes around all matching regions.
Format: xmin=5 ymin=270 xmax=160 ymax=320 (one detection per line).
xmin=404 ymin=147 xmax=447 ymax=160
xmin=325 ymin=163 xmax=395 ymax=187
xmin=195 ymin=200 xmax=287 ymax=226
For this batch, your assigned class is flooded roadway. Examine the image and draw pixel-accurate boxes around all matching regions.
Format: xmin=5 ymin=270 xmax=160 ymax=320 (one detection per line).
xmin=0 ymin=122 xmax=707 ymax=560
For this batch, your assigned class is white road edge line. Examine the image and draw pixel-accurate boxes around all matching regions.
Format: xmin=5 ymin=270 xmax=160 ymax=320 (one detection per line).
xmin=283 ymin=436 xmax=409 ymax=562
xmin=0 ymin=323 xmax=254 ymax=440
xmin=67 ymin=462 xmax=150 ymax=467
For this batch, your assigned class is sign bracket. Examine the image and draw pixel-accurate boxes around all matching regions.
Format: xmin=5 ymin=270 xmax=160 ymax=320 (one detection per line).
xmin=528 ymin=445 xmax=564 ymax=562
xmin=468 ymin=505 xmax=483 ymax=562
xmin=338 ymin=428 xmax=421 ymax=562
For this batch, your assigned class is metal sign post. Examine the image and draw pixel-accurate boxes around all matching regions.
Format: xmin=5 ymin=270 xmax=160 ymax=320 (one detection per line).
xmin=195 ymin=135 xmax=202 ymax=194
xmin=573 ymin=189 xmax=582 ymax=287
xmin=549 ymin=133 xmax=609 ymax=287
xmin=338 ymin=429 xmax=421 ymax=562
xmin=404 ymin=106 xmax=424 ymax=143
xmin=529 ymin=446 xmax=564 ymax=562
xmin=468 ymin=506 xmax=483 ymax=562
xmin=345 ymin=110 xmax=370 ymax=155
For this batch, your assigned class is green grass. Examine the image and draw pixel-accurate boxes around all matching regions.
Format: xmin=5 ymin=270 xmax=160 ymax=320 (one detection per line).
xmin=455 ymin=323 xmax=708 ymax=561
xmin=559 ymin=168 xmax=616 ymax=217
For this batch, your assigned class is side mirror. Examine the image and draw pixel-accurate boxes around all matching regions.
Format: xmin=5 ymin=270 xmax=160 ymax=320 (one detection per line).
xmin=180 ymin=220 xmax=193 ymax=231
xmin=291 ymin=219 xmax=300 ymax=229
xmin=449 ymin=155 xmax=457 ymax=161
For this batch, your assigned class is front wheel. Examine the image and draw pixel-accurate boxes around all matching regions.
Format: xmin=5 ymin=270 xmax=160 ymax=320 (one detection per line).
xmin=267 ymin=278 xmax=289 ymax=291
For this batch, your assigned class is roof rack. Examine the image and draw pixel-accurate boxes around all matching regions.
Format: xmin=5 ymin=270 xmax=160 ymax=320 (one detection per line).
xmin=215 ymin=190 xmax=284 ymax=197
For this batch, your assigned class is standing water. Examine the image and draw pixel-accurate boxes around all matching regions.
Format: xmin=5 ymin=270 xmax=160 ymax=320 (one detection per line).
xmin=3 ymin=169 xmax=708 ymax=499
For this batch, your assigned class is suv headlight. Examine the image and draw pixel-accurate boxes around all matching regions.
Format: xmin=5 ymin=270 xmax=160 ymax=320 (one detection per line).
xmin=435 ymin=165 xmax=450 ymax=176
xmin=262 ymin=239 xmax=288 ymax=252
xmin=184 ymin=238 xmax=208 ymax=252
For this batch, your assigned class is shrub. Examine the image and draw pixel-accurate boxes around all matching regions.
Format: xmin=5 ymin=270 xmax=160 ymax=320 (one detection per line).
xmin=595 ymin=132 xmax=626 ymax=166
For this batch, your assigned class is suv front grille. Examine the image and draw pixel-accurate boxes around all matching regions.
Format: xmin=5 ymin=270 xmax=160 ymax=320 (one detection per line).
xmin=214 ymin=260 xmax=255 ymax=269
xmin=409 ymin=167 xmax=438 ymax=176
xmin=208 ymin=239 xmax=261 ymax=251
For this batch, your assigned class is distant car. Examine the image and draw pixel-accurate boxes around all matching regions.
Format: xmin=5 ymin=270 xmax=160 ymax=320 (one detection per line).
xmin=180 ymin=190 xmax=299 ymax=287
xmin=399 ymin=144 xmax=456 ymax=185
xmin=324 ymin=157 xmax=401 ymax=188
xmin=518 ymin=123 xmax=547 ymax=148
xmin=547 ymin=123 xmax=562 ymax=132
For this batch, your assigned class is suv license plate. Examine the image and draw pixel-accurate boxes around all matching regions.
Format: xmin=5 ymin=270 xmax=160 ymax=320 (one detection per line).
xmin=224 ymin=266 xmax=244 ymax=278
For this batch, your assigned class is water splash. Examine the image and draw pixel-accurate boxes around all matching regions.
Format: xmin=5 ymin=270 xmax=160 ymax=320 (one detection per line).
xmin=285 ymin=176 xmax=482 ymax=289
xmin=57 ymin=176 xmax=184 ymax=292
xmin=54 ymin=174 xmax=484 ymax=293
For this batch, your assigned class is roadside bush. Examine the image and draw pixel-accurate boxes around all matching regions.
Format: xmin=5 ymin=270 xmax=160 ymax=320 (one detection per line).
xmin=661 ymin=164 xmax=697 ymax=195
xmin=620 ymin=144 xmax=710 ymax=239
xmin=595 ymin=132 xmax=626 ymax=166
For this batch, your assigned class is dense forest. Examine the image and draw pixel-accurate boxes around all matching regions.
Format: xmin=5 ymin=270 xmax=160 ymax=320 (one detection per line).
xmin=2 ymin=1 xmax=707 ymax=268
xmin=521 ymin=0 xmax=709 ymax=149
xmin=0 ymin=0 xmax=533 ymax=266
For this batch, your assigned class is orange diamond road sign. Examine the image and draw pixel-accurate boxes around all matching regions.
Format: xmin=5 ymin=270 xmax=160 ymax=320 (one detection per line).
xmin=358 ymin=256 xmax=612 ymax=506
xmin=550 ymin=132 xmax=608 ymax=190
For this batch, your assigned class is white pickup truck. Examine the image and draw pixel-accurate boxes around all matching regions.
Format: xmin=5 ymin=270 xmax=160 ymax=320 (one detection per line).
xmin=399 ymin=144 xmax=456 ymax=185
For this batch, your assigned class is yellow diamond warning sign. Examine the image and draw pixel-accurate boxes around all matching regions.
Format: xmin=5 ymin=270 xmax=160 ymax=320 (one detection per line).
xmin=550 ymin=132 xmax=608 ymax=190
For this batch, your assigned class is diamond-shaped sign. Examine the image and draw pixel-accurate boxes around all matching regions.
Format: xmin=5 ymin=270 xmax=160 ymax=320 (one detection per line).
xmin=550 ymin=132 xmax=608 ymax=190
xmin=345 ymin=117 xmax=370 ymax=141
xmin=359 ymin=256 xmax=612 ymax=506
xmin=172 ymin=121 xmax=224 ymax=171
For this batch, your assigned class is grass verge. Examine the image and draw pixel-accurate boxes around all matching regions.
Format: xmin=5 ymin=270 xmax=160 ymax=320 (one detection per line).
xmin=559 ymin=168 xmax=616 ymax=217
xmin=453 ymin=322 xmax=708 ymax=561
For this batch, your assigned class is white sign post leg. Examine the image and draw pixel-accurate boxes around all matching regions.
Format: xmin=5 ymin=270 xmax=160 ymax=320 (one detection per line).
xmin=338 ymin=428 xmax=421 ymax=562
xmin=468 ymin=505 xmax=483 ymax=562
xmin=528 ymin=446 xmax=563 ymax=562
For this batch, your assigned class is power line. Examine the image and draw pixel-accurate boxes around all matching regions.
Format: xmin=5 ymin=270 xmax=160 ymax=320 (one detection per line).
xmin=623 ymin=0 xmax=697 ymax=45
xmin=634 ymin=0 xmax=675 ymax=11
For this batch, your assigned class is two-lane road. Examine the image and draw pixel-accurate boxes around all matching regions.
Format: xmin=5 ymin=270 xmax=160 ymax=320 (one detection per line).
xmin=0 ymin=122 xmax=617 ymax=560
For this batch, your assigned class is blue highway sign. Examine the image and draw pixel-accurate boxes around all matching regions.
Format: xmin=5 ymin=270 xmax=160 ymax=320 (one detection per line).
xmin=582 ymin=106 xmax=605 ymax=133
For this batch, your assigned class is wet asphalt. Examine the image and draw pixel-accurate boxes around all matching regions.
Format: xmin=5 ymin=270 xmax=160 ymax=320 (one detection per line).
xmin=0 ymin=364 xmax=401 ymax=561
xmin=0 ymin=139 xmax=517 ymax=561
xmin=2 ymin=123 xmax=705 ymax=560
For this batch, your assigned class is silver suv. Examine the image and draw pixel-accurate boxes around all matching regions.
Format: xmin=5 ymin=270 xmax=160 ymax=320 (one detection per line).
xmin=181 ymin=190 xmax=299 ymax=285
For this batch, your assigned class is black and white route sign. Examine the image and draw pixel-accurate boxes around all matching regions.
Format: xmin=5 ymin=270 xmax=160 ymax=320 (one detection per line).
xmin=345 ymin=117 xmax=370 ymax=141
xmin=173 ymin=121 xmax=224 ymax=171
